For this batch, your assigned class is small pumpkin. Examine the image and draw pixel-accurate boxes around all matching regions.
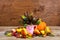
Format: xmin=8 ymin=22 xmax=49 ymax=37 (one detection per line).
xmin=37 ymin=22 xmax=46 ymax=30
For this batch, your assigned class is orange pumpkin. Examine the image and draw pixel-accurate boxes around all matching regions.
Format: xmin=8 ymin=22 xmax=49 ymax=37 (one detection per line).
xmin=37 ymin=22 xmax=46 ymax=30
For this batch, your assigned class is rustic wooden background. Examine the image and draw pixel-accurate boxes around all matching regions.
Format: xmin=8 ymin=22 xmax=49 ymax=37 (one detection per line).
xmin=0 ymin=0 xmax=60 ymax=26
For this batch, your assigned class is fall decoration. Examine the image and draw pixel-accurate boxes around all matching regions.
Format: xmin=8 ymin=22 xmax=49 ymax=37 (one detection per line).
xmin=5 ymin=12 xmax=54 ymax=38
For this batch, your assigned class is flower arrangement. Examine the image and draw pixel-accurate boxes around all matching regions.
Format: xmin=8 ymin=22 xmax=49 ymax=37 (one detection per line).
xmin=5 ymin=12 xmax=54 ymax=38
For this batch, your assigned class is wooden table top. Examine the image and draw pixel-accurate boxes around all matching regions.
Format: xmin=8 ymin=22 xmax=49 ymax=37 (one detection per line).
xmin=0 ymin=26 xmax=60 ymax=40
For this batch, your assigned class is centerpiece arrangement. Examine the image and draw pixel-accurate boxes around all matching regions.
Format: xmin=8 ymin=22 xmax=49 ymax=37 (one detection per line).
xmin=5 ymin=12 xmax=54 ymax=38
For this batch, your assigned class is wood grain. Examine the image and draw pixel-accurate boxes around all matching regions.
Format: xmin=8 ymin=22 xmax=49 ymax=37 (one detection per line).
xmin=0 ymin=0 xmax=60 ymax=26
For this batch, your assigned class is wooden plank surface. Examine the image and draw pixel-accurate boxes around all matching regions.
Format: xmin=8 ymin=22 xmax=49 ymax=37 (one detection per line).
xmin=0 ymin=26 xmax=60 ymax=40
xmin=0 ymin=0 xmax=60 ymax=26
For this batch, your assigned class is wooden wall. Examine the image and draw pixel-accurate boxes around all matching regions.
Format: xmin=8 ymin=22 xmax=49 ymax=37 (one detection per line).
xmin=0 ymin=0 xmax=60 ymax=26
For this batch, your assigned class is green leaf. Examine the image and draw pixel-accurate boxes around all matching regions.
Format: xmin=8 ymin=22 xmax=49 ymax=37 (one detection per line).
xmin=47 ymin=33 xmax=55 ymax=37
